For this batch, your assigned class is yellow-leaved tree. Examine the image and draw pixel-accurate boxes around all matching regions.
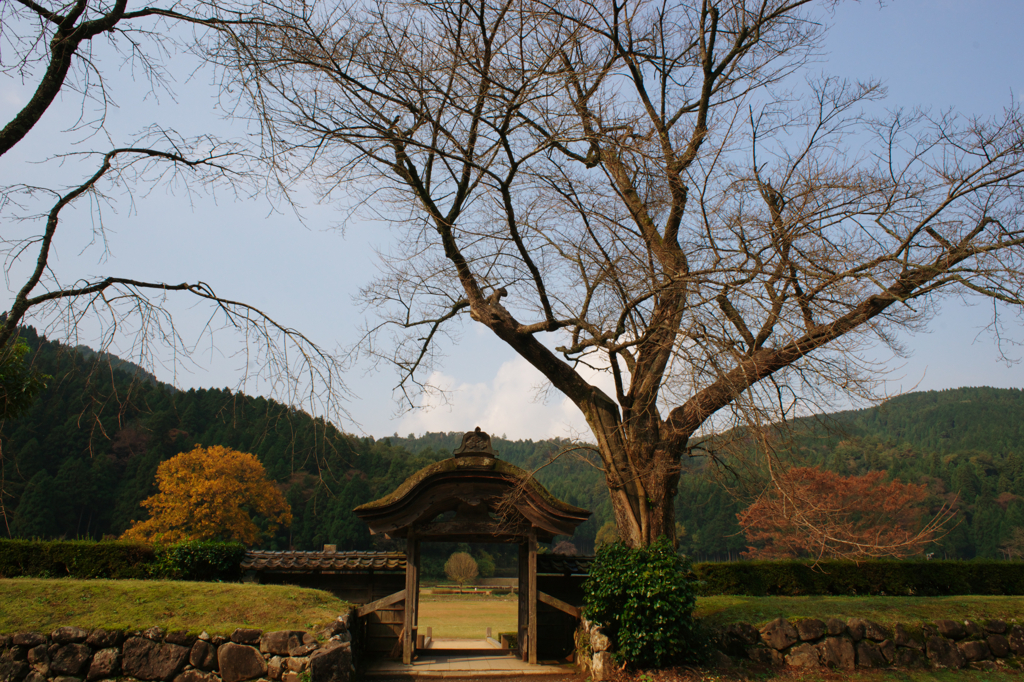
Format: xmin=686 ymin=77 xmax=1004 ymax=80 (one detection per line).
xmin=121 ymin=446 xmax=292 ymax=546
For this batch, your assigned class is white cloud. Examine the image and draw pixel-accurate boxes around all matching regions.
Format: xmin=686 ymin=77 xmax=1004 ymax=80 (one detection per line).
xmin=397 ymin=356 xmax=615 ymax=441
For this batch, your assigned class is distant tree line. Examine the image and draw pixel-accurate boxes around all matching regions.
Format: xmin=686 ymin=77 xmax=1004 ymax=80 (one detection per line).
xmin=3 ymin=328 xmax=1024 ymax=563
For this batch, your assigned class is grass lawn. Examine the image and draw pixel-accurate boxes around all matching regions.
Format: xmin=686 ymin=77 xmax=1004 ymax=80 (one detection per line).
xmin=0 ymin=578 xmax=350 ymax=635
xmin=414 ymin=593 xmax=1024 ymax=641
xmin=622 ymin=669 xmax=1024 ymax=681
xmin=695 ymin=595 xmax=1024 ymax=629
xmin=418 ymin=591 xmax=518 ymax=639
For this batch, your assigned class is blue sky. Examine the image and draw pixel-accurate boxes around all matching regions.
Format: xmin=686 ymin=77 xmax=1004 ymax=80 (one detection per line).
xmin=2 ymin=0 xmax=1023 ymax=440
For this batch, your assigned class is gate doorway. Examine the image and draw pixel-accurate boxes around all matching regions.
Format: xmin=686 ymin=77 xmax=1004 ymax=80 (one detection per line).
xmin=353 ymin=428 xmax=592 ymax=665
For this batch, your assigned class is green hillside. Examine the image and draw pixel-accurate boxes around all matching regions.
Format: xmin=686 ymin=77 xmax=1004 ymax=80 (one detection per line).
xmin=2 ymin=328 xmax=1024 ymax=563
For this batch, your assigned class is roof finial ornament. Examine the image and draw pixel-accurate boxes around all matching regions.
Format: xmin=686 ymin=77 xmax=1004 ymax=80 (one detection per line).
xmin=453 ymin=426 xmax=498 ymax=458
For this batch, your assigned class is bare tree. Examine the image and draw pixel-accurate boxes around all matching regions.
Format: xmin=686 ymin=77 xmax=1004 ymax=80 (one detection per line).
xmin=217 ymin=0 xmax=1024 ymax=551
xmin=0 ymin=0 xmax=345 ymax=419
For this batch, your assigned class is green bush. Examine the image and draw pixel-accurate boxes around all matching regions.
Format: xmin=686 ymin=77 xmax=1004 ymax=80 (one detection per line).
xmin=152 ymin=540 xmax=246 ymax=581
xmin=583 ymin=537 xmax=707 ymax=668
xmin=0 ymin=538 xmax=245 ymax=581
xmin=0 ymin=538 xmax=154 ymax=579
xmin=693 ymin=560 xmax=1024 ymax=596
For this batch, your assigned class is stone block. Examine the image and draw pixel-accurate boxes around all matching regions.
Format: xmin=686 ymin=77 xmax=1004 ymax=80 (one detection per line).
xmin=958 ymin=640 xmax=991 ymax=662
xmin=122 ymin=637 xmax=190 ymax=681
xmin=231 ymin=631 xmax=263 ymax=646
xmin=86 ymin=648 xmax=121 ymax=681
xmin=165 ymin=633 xmax=196 ymax=648
xmin=308 ymin=642 xmax=351 ymax=682
xmin=963 ymin=621 xmax=983 ymax=638
xmin=26 ymin=646 xmax=48 ymax=666
xmin=987 ymin=634 xmax=1010 ymax=659
xmin=217 ymin=643 xmax=267 ymax=682
xmin=51 ymin=628 xmax=89 ymax=645
xmin=85 ymin=630 xmax=122 ymax=650
xmin=855 ymin=640 xmax=887 ymax=668
xmin=50 ymin=644 xmax=92 ymax=677
xmin=589 ymin=627 xmax=611 ymax=653
xmin=825 ymin=618 xmax=846 ymax=637
xmin=190 ymin=640 xmax=218 ymax=671
xmin=173 ymin=670 xmax=219 ymax=682
xmin=894 ymin=624 xmax=924 ymax=649
xmin=795 ymin=619 xmax=826 ymax=641
xmin=893 ymin=648 xmax=927 ymax=668
xmin=820 ymin=637 xmax=854 ymax=671
xmin=266 ymin=656 xmax=284 ymax=681
xmin=785 ymin=643 xmax=819 ymax=668
xmin=746 ymin=646 xmax=784 ymax=666
xmin=288 ymin=645 xmax=317 ymax=658
xmin=926 ymin=636 xmax=965 ymax=669
xmin=935 ymin=620 xmax=966 ymax=640
xmin=261 ymin=632 xmax=305 ymax=656
xmin=12 ymin=635 xmax=46 ymax=649
xmin=1008 ymin=626 xmax=1024 ymax=654
xmin=985 ymin=619 xmax=1007 ymax=634
xmin=879 ymin=639 xmax=895 ymax=664
xmin=591 ymin=651 xmax=614 ymax=681
xmin=760 ymin=618 xmax=798 ymax=651
xmin=0 ymin=658 xmax=29 ymax=682
xmin=848 ymin=618 xmax=888 ymax=642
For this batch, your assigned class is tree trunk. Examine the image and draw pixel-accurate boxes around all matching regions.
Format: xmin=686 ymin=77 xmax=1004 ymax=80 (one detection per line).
xmin=582 ymin=399 xmax=683 ymax=548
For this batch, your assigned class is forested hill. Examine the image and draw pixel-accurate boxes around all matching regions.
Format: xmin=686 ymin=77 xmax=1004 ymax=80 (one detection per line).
xmin=3 ymin=327 xmax=1024 ymax=562
xmin=0 ymin=327 xmax=442 ymax=551
xmin=789 ymin=387 xmax=1024 ymax=455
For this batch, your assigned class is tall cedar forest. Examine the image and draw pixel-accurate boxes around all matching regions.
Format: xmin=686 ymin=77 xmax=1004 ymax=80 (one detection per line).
xmin=4 ymin=328 xmax=1024 ymax=573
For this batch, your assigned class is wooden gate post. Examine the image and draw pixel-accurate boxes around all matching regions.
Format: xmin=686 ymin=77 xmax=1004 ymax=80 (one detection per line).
xmin=402 ymin=533 xmax=419 ymax=664
xmin=527 ymin=530 xmax=538 ymax=664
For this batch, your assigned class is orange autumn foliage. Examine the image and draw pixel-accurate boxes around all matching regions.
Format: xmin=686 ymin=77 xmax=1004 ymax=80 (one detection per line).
xmin=737 ymin=466 xmax=953 ymax=560
xmin=121 ymin=446 xmax=292 ymax=546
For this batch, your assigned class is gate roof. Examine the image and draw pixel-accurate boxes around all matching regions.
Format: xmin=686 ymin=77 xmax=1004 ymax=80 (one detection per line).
xmin=354 ymin=428 xmax=591 ymax=542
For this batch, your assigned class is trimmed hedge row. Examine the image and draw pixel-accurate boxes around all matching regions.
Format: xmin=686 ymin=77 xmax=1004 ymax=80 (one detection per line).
xmin=0 ymin=538 xmax=245 ymax=581
xmin=692 ymin=559 xmax=1024 ymax=596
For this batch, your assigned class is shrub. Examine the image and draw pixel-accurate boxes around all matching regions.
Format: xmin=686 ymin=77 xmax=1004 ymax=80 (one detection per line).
xmin=692 ymin=559 xmax=1024 ymax=596
xmin=583 ymin=537 xmax=707 ymax=668
xmin=0 ymin=538 xmax=245 ymax=581
xmin=0 ymin=538 xmax=154 ymax=579
xmin=152 ymin=540 xmax=246 ymax=581
xmin=444 ymin=552 xmax=478 ymax=588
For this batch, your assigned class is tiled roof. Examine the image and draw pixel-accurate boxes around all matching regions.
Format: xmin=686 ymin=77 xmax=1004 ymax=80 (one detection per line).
xmin=537 ymin=554 xmax=594 ymax=574
xmin=242 ymin=551 xmax=406 ymax=572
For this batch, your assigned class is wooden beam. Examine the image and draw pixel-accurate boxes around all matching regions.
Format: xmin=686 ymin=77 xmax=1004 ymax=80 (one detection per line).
xmin=356 ymin=589 xmax=406 ymax=617
xmin=538 ymin=590 xmax=580 ymax=618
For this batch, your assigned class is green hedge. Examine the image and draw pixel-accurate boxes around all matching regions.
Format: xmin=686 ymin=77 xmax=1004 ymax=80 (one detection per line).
xmin=0 ymin=539 xmax=245 ymax=582
xmin=692 ymin=560 xmax=1024 ymax=596
xmin=0 ymin=539 xmax=155 ymax=579
xmin=152 ymin=541 xmax=246 ymax=581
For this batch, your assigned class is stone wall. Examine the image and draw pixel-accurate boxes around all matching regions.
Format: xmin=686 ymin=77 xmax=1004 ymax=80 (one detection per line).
xmin=717 ymin=616 xmax=1024 ymax=671
xmin=0 ymin=616 xmax=355 ymax=682
xmin=582 ymin=616 xmax=1024 ymax=679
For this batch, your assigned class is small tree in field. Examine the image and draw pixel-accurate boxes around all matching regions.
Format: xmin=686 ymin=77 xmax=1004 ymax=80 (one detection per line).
xmin=121 ymin=445 xmax=292 ymax=546
xmin=445 ymin=552 xmax=478 ymax=591
xmin=737 ymin=466 xmax=953 ymax=559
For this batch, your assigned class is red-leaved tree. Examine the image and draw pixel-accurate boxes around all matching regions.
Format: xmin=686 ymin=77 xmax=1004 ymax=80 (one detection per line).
xmin=737 ymin=467 xmax=955 ymax=560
